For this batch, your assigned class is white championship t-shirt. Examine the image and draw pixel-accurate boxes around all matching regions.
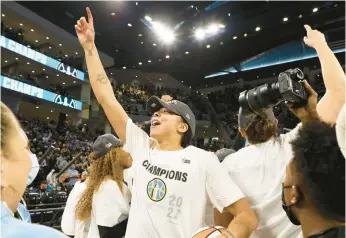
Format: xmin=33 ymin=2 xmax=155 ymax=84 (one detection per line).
xmin=124 ymin=119 xmax=245 ymax=238
xmin=61 ymin=181 xmax=87 ymax=238
xmin=222 ymin=125 xmax=303 ymax=238
xmin=88 ymin=179 xmax=131 ymax=238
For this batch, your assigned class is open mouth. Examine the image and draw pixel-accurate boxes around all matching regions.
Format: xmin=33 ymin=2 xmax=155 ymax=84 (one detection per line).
xmin=151 ymin=119 xmax=161 ymax=127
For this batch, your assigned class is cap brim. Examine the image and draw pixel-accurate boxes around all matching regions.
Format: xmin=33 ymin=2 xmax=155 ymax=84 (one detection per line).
xmin=146 ymin=96 xmax=180 ymax=115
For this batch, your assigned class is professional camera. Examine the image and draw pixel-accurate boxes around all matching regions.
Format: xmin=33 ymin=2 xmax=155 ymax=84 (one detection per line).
xmin=239 ymin=68 xmax=307 ymax=112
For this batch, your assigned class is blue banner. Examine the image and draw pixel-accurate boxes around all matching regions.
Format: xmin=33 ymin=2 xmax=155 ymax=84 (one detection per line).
xmin=1 ymin=75 xmax=83 ymax=111
xmin=0 ymin=35 xmax=85 ymax=81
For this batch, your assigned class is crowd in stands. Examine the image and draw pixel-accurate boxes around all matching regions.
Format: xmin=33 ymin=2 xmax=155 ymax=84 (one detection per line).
xmin=1 ymin=21 xmax=83 ymax=70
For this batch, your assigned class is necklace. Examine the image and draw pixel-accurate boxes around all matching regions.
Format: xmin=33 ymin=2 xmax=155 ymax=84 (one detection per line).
xmin=2 ymin=201 xmax=14 ymax=217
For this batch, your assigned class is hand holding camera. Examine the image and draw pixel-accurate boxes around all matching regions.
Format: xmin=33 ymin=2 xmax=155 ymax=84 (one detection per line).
xmin=286 ymin=80 xmax=319 ymax=124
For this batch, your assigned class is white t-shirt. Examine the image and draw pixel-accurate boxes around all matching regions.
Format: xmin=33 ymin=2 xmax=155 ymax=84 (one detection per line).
xmin=61 ymin=181 xmax=87 ymax=238
xmin=124 ymin=119 xmax=245 ymax=238
xmin=87 ymin=179 xmax=131 ymax=238
xmin=222 ymin=125 xmax=303 ymax=238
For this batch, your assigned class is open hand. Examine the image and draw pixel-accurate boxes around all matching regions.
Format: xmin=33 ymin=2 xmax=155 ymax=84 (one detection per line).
xmin=303 ymin=25 xmax=326 ymax=49
xmin=75 ymin=7 xmax=95 ymax=51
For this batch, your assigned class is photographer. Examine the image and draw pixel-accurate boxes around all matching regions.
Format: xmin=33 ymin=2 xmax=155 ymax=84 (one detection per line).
xmin=215 ymin=25 xmax=345 ymax=238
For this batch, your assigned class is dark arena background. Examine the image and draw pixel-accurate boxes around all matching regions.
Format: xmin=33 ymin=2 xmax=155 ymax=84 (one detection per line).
xmin=1 ymin=1 xmax=345 ymax=237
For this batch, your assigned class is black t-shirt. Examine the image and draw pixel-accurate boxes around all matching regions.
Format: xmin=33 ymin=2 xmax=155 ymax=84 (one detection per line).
xmin=308 ymin=226 xmax=345 ymax=238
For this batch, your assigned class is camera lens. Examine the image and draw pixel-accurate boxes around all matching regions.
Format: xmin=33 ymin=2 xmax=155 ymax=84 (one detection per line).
xmin=239 ymin=83 xmax=282 ymax=112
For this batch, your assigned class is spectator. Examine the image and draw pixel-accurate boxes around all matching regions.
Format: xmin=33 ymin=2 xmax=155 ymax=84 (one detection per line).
xmin=284 ymin=121 xmax=345 ymax=237
xmin=0 ymin=102 xmax=68 ymax=238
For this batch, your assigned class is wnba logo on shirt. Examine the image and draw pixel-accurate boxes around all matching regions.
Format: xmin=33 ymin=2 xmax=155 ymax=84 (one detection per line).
xmin=147 ymin=178 xmax=166 ymax=202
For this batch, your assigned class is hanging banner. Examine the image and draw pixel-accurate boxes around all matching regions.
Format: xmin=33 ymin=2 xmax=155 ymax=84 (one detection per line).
xmin=0 ymin=35 xmax=85 ymax=81
xmin=1 ymin=75 xmax=83 ymax=110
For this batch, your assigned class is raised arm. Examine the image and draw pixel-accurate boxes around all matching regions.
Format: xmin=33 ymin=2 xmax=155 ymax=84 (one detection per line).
xmin=75 ymin=7 xmax=128 ymax=142
xmin=304 ymin=25 xmax=345 ymax=124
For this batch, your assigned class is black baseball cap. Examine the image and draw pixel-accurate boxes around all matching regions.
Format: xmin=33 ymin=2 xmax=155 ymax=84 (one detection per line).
xmin=146 ymin=96 xmax=196 ymax=136
xmin=92 ymin=134 xmax=123 ymax=159
xmin=238 ymin=107 xmax=276 ymax=129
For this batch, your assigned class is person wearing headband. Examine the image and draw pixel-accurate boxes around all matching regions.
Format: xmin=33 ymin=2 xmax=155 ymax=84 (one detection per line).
xmin=0 ymin=102 xmax=68 ymax=238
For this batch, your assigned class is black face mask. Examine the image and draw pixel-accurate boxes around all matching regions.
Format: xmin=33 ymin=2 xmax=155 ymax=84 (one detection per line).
xmin=282 ymin=185 xmax=301 ymax=226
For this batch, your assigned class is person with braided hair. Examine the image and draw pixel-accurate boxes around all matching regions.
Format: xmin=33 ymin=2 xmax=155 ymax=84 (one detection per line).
xmin=62 ymin=134 xmax=132 ymax=238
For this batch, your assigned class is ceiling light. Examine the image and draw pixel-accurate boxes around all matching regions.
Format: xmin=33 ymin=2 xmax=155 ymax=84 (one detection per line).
xmin=49 ymin=46 xmax=52 ymax=49
xmin=111 ymin=12 xmax=116 ymax=16
xmin=159 ymin=78 xmax=161 ymax=80
xmin=195 ymin=28 xmax=206 ymax=40
xmin=158 ymin=59 xmax=162 ymax=61
xmin=20 ymin=23 xmax=23 ymax=26
xmin=312 ymin=7 xmax=318 ymax=12
xmin=1 ymin=14 xmax=5 ymax=17
xmin=73 ymin=81 xmax=76 ymax=83
xmin=166 ymin=55 xmax=170 ymax=59
xmin=65 ymin=54 xmax=68 ymax=57
xmin=206 ymin=45 xmax=210 ymax=48
xmin=244 ymin=33 xmax=248 ymax=37
xmin=110 ymin=72 xmax=113 ymax=75
xmin=152 ymin=21 xmax=175 ymax=44
xmin=59 ymin=44 xmax=62 ymax=46
xmin=185 ymin=51 xmax=189 ymax=54
xmin=50 ymin=110 xmax=53 ymax=112
xmin=31 ymin=29 xmax=34 ymax=32
xmin=47 ymin=117 xmax=50 ymax=120
xmin=4 ymin=60 xmax=7 ymax=63
xmin=138 ymin=34 xmax=142 ymax=37
xmin=255 ymin=27 xmax=261 ymax=31
xmin=62 ymin=82 xmax=65 ymax=85
xmin=128 ymin=23 xmax=132 ymax=27
xmin=57 ymin=74 xmax=59 ymax=76
xmin=189 ymin=86 xmax=191 ymax=88
xmin=35 ymin=40 xmax=38 ymax=42
xmin=220 ymin=42 xmax=224 ymax=45
xmin=218 ymin=24 xmax=225 ymax=28
xmin=233 ymin=36 xmax=237 ymax=39
xmin=298 ymin=14 xmax=303 ymax=19
xmin=283 ymin=17 xmax=288 ymax=22
xmin=123 ymin=66 xmax=126 ymax=69
xmin=27 ymin=62 xmax=30 ymax=65
xmin=46 ymin=37 xmax=49 ymax=40
xmin=66 ymin=114 xmax=68 ymax=116
xmin=153 ymin=43 xmax=156 ymax=46
xmin=43 ymin=68 xmax=46 ymax=71
xmin=145 ymin=15 xmax=152 ymax=22
xmin=228 ymin=13 xmax=231 ymax=17
xmin=141 ymin=42 xmax=143 ymax=44
xmin=138 ymin=62 xmax=142 ymax=65
xmin=181 ymin=81 xmax=184 ymax=83
xmin=36 ymin=106 xmax=39 ymax=109
xmin=32 ymin=71 xmax=35 ymax=73
xmin=148 ymin=60 xmax=151 ymax=63
xmin=75 ymin=52 xmax=78 ymax=55
xmin=9 ymin=28 xmax=12 ymax=30
xmin=136 ymin=2 xmax=138 ymax=5
xmin=46 ymin=76 xmax=49 ymax=78
xmin=15 ymin=58 xmax=18 ymax=60
xmin=206 ymin=24 xmax=219 ymax=34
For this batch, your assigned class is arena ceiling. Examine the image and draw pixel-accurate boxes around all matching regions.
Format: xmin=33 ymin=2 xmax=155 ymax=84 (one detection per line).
xmin=18 ymin=1 xmax=345 ymax=88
